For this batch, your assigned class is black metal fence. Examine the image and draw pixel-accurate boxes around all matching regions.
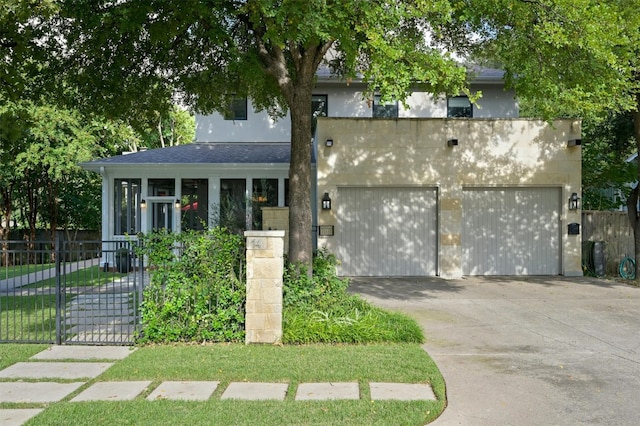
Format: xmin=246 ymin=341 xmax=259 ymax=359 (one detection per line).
xmin=0 ymin=239 xmax=145 ymax=345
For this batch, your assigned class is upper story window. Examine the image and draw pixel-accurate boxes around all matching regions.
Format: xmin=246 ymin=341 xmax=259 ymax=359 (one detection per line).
xmin=373 ymin=95 xmax=398 ymax=118
xmin=447 ymin=96 xmax=473 ymax=118
xmin=312 ymin=94 xmax=328 ymax=135
xmin=224 ymin=97 xmax=248 ymax=120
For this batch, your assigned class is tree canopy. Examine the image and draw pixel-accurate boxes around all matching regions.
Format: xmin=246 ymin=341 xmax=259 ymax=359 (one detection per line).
xmin=442 ymin=0 xmax=639 ymax=118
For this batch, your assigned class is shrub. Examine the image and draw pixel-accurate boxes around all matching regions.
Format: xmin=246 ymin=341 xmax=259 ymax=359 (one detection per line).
xmin=136 ymin=227 xmax=245 ymax=343
xmin=283 ymin=250 xmax=424 ymax=344
xmin=283 ymin=250 xmax=349 ymax=310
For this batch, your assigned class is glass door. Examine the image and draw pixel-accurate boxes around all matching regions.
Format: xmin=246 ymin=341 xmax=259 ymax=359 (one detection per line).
xmin=150 ymin=201 xmax=175 ymax=232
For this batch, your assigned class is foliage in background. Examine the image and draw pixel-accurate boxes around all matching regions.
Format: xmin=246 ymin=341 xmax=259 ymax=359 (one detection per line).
xmin=283 ymin=251 xmax=424 ymax=344
xmin=0 ymin=101 xmax=102 ymax=244
xmin=520 ymin=101 xmax=637 ymax=212
xmin=581 ymin=112 xmax=637 ymax=210
xmin=136 ymin=228 xmax=246 ymax=343
xmin=136 ymin=105 xmax=195 ymax=150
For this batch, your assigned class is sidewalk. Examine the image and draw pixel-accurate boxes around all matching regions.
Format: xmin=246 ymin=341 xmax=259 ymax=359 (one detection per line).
xmin=0 ymin=345 xmax=436 ymax=426
xmin=0 ymin=258 xmax=100 ymax=292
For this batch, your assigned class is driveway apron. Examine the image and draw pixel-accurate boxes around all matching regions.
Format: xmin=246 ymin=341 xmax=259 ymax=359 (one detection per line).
xmin=349 ymin=276 xmax=640 ymax=426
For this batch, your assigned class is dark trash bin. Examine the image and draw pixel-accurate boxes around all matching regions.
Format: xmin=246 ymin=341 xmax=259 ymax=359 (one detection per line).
xmin=115 ymin=248 xmax=131 ymax=273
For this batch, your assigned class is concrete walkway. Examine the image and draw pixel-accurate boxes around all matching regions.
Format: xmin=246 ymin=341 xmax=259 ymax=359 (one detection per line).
xmin=0 ymin=345 xmax=436 ymax=425
xmin=0 ymin=258 xmax=101 ymax=292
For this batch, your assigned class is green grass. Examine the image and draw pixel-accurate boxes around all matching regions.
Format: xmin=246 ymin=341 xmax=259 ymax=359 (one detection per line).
xmin=0 ymin=343 xmax=49 ymax=369
xmin=24 ymin=343 xmax=446 ymax=425
xmin=23 ymin=266 xmax=126 ymax=289
xmin=0 ymin=263 xmax=53 ymax=280
xmin=0 ymin=294 xmax=57 ymax=342
xmin=284 ymin=304 xmax=425 ymax=344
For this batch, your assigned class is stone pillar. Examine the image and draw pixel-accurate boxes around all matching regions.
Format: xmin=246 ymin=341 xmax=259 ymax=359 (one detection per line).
xmin=244 ymin=230 xmax=285 ymax=344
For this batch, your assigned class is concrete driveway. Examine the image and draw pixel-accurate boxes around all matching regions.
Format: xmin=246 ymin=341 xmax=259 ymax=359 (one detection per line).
xmin=348 ymin=276 xmax=640 ymax=425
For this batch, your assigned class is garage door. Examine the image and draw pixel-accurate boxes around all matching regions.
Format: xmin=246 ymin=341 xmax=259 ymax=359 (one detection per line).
xmin=462 ymin=187 xmax=561 ymax=275
xmin=337 ymin=187 xmax=437 ymax=276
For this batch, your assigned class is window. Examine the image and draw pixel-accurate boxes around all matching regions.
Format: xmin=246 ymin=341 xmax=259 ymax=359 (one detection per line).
xmin=224 ymin=97 xmax=248 ymax=120
xmin=220 ymin=179 xmax=247 ymax=234
xmin=373 ymin=95 xmax=398 ymax=118
xmin=181 ymin=179 xmax=209 ymax=231
xmin=148 ymin=179 xmax=175 ymax=196
xmin=114 ymin=179 xmax=141 ymax=235
xmin=311 ymin=94 xmax=328 ymax=135
xmin=251 ymin=179 xmax=278 ymax=230
xmin=447 ymin=96 xmax=473 ymax=118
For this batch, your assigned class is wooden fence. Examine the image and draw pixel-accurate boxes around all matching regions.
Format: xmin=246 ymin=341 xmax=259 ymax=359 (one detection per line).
xmin=582 ymin=210 xmax=634 ymax=275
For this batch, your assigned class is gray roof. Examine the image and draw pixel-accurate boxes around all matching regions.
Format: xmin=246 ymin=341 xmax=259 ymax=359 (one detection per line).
xmin=82 ymin=143 xmax=302 ymax=168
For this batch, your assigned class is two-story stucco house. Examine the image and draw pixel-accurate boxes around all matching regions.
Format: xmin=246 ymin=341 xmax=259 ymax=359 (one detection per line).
xmin=82 ymin=66 xmax=582 ymax=278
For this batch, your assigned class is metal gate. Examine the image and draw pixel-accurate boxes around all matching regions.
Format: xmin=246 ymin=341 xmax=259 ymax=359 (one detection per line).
xmin=0 ymin=239 xmax=145 ymax=345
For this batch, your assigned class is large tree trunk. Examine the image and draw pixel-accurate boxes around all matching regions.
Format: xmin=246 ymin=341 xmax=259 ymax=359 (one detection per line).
xmin=253 ymin=35 xmax=333 ymax=274
xmin=287 ymin=83 xmax=314 ymax=272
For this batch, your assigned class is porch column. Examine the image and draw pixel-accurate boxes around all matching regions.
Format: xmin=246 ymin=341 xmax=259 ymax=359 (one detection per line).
xmin=100 ymin=171 xmax=109 ymax=268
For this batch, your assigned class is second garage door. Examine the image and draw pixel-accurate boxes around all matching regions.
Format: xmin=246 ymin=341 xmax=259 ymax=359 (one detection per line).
xmin=337 ymin=187 xmax=437 ymax=276
xmin=462 ymin=187 xmax=562 ymax=275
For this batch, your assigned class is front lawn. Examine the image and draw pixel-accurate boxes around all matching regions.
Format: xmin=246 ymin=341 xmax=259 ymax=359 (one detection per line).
xmin=25 ymin=343 xmax=446 ymax=425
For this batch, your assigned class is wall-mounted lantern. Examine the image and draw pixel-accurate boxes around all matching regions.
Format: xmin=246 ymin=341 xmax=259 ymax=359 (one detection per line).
xmin=325 ymin=138 xmax=334 ymax=147
xmin=140 ymin=199 xmax=147 ymax=209
xmin=567 ymin=139 xmax=581 ymax=147
xmin=322 ymin=192 xmax=332 ymax=210
xmin=175 ymin=199 xmax=181 ymax=209
xmin=447 ymin=138 xmax=458 ymax=147
xmin=569 ymin=192 xmax=580 ymax=210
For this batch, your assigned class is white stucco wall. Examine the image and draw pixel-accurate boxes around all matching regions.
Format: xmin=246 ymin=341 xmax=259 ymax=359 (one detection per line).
xmin=195 ymin=83 xmax=518 ymax=143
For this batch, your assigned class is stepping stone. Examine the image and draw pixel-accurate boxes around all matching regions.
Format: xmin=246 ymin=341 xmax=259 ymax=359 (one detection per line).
xmin=221 ymin=382 xmax=288 ymax=400
xmin=147 ymin=381 xmax=219 ymax=401
xmin=0 ymin=362 xmax=112 ymax=379
xmin=295 ymin=382 xmax=360 ymax=400
xmin=31 ymin=345 xmax=134 ymax=361
xmin=71 ymin=381 xmax=151 ymax=401
xmin=0 ymin=382 xmax=84 ymax=403
xmin=369 ymin=383 xmax=436 ymax=401
xmin=0 ymin=409 xmax=44 ymax=426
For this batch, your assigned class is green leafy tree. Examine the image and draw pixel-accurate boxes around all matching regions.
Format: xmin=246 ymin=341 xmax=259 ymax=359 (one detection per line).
xmin=581 ymin=112 xmax=636 ymax=211
xmin=58 ymin=0 xmax=470 ymax=271
xmin=14 ymin=103 xmax=98 ymax=243
xmin=0 ymin=0 xmax=59 ymax=102
xmin=139 ymin=106 xmax=195 ymax=150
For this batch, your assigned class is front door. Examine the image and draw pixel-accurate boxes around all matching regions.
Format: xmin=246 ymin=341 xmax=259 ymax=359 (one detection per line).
xmin=150 ymin=201 xmax=175 ymax=232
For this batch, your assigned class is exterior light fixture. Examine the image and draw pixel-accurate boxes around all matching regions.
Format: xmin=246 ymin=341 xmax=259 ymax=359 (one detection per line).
xmin=140 ymin=199 xmax=147 ymax=208
xmin=322 ymin=192 xmax=332 ymax=210
xmin=569 ymin=192 xmax=580 ymax=210
xmin=325 ymin=138 xmax=334 ymax=147
xmin=567 ymin=139 xmax=581 ymax=147
xmin=175 ymin=199 xmax=181 ymax=208
xmin=447 ymin=139 xmax=458 ymax=147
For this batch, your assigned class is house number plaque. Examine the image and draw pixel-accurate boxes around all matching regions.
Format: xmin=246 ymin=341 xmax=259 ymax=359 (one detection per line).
xmin=247 ymin=237 xmax=267 ymax=249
